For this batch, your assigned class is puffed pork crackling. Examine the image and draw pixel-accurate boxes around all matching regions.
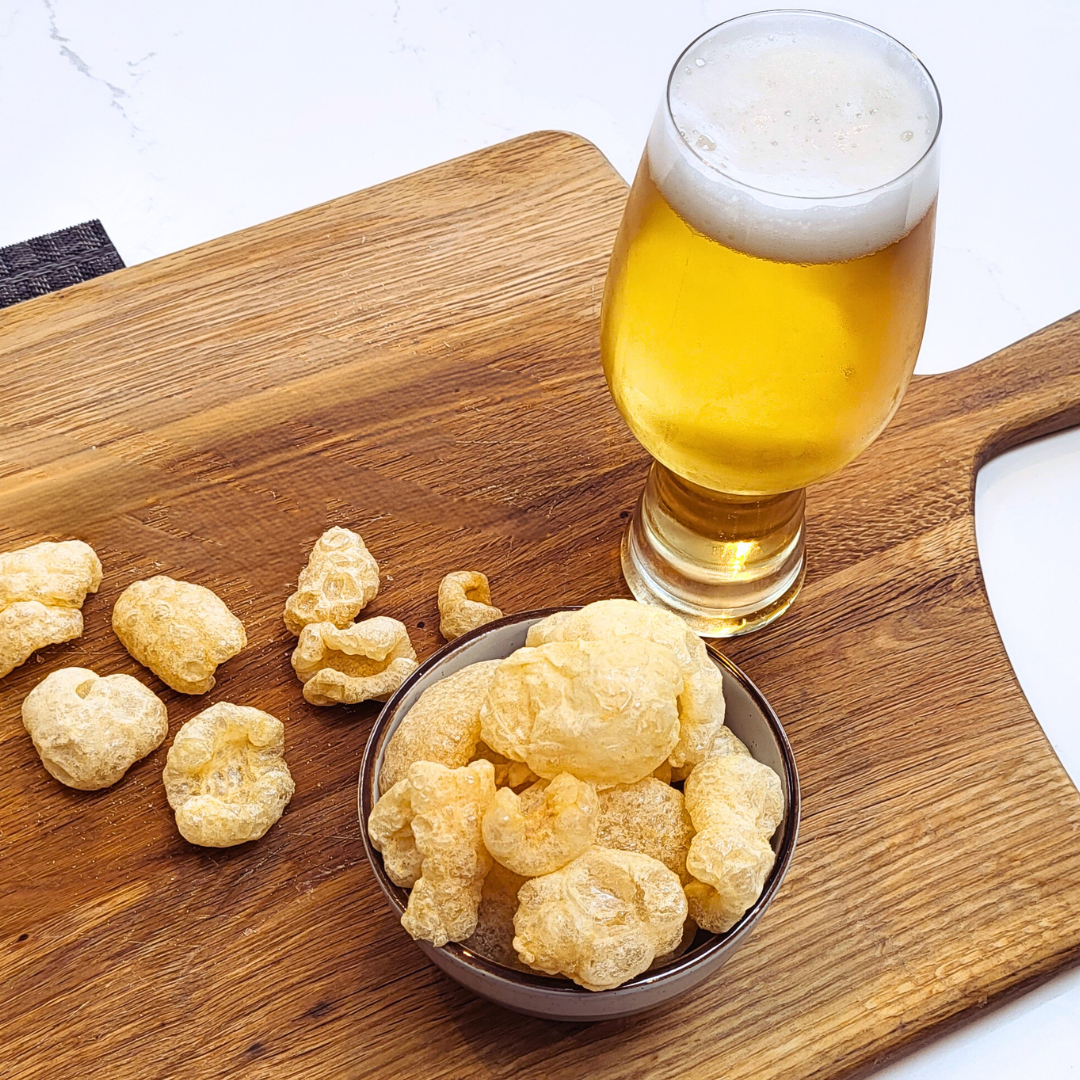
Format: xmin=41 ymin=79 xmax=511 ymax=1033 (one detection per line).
xmin=22 ymin=667 xmax=168 ymax=790
xmin=163 ymin=702 xmax=295 ymax=847
xmin=379 ymin=659 xmax=499 ymax=792
xmin=291 ymin=616 xmax=418 ymax=706
xmin=596 ymin=776 xmax=695 ymax=883
xmin=463 ymin=860 xmax=530 ymax=970
xmin=112 ymin=576 xmax=247 ymax=694
xmin=482 ymin=773 xmax=599 ymax=877
xmin=526 ymin=599 xmax=725 ymax=771
xmin=479 ymin=636 xmax=683 ymax=787
xmin=682 ymin=749 xmax=784 ymax=933
xmin=512 ymin=847 xmax=688 ymax=991
xmin=368 ymin=759 xmax=496 ymax=947
xmin=438 ymin=571 xmax=502 ymax=641
xmin=283 ymin=527 xmax=380 ymax=635
xmin=0 ymin=540 xmax=102 ymax=678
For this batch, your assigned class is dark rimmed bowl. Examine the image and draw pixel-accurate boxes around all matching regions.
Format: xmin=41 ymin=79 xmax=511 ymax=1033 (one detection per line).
xmin=358 ymin=607 xmax=800 ymax=1021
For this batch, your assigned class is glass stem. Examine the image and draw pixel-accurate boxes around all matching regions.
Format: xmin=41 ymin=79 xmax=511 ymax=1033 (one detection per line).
xmin=621 ymin=461 xmax=806 ymax=637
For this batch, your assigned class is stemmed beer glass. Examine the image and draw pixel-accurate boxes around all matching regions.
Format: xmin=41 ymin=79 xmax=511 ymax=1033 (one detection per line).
xmin=602 ymin=10 xmax=941 ymax=635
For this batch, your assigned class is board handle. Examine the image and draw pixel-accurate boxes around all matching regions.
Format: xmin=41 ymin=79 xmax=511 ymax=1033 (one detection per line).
xmin=916 ymin=310 xmax=1080 ymax=468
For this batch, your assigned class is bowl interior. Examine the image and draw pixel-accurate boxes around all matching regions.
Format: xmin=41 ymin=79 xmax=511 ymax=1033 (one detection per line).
xmin=358 ymin=607 xmax=800 ymax=996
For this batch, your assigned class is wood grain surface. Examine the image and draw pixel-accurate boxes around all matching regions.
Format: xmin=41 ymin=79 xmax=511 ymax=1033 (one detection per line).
xmin=1 ymin=131 xmax=1079 ymax=1080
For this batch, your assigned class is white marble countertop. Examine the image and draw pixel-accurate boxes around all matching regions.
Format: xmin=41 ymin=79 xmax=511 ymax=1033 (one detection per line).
xmin=2 ymin=0 xmax=1079 ymax=1073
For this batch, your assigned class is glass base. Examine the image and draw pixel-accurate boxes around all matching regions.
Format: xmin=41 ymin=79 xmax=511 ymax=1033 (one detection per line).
xmin=621 ymin=462 xmax=806 ymax=638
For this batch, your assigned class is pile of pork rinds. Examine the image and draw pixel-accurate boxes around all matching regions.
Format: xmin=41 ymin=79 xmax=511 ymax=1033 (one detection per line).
xmin=1 ymin=528 xmax=503 ymax=849
xmin=368 ymin=598 xmax=784 ymax=992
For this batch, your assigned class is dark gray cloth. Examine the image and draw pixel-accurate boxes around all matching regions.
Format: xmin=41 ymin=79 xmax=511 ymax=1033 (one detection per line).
xmin=0 ymin=220 xmax=124 ymax=309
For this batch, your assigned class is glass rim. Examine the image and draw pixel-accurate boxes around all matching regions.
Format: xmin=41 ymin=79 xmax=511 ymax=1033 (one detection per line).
xmin=665 ymin=8 xmax=943 ymax=203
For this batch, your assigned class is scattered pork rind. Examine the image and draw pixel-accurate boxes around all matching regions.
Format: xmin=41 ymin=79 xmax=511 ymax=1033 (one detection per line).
xmin=0 ymin=539 xmax=102 ymax=610
xmin=0 ymin=540 xmax=103 ymax=678
xmin=163 ymin=702 xmax=294 ymax=848
xmin=112 ymin=576 xmax=247 ymax=694
xmin=462 ymin=861 xmax=530 ymax=969
xmin=513 ymin=847 xmax=687 ymax=991
xmin=283 ymin=527 xmax=380 ymax=636
xmin=292 ymin=616 xmax=418 ymax=706
xmin=482 ymin=773 xmax=599 ymax=877
xmin=438 ymin=571 xmax=503 ymax=641
xmin=379 ymin=660 xmax=499 ymax=793
xmin=526 ymin=599 xmax=725 ymax=770
xmin=22 ymin=667 xmax=168 ymax=790
xmin=480 ymin=637 xmax=683 ymax=787
xmin=682 ymin=753 xmax=784 ymax=933
xmin=0 ymin=602 xmax=84 ymax=679
xmin=398 ymin=759 xmax=496 ymax=947
xmin=368 ymin=777 xmax=424 ymax=888
xmin=597 ymin=777 xmax=695 ymax=883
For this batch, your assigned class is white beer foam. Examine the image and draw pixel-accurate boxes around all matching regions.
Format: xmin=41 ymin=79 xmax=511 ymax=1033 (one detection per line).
xmin=648 ymin=12 xmax=940 ymax=264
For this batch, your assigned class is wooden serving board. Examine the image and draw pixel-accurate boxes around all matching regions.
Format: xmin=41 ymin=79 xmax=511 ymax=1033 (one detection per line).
xmin=2 ymin=132 xmax=1080 ymax=1080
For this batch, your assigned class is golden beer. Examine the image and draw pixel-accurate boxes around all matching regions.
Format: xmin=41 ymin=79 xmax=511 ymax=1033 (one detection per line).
xmin=602 ymin=161 xmax=936 ymax=495
xmin=604 ymin=11 xmax=941 ymax=635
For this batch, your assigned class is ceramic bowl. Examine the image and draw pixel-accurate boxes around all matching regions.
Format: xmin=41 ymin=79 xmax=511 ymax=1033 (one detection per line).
xmin=358 ymin=607 xmax=799 ymax=1022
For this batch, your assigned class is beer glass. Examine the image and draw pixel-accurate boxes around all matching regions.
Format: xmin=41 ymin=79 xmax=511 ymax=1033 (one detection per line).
xmin=602 ymin=10 xmax=941 ymax=636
